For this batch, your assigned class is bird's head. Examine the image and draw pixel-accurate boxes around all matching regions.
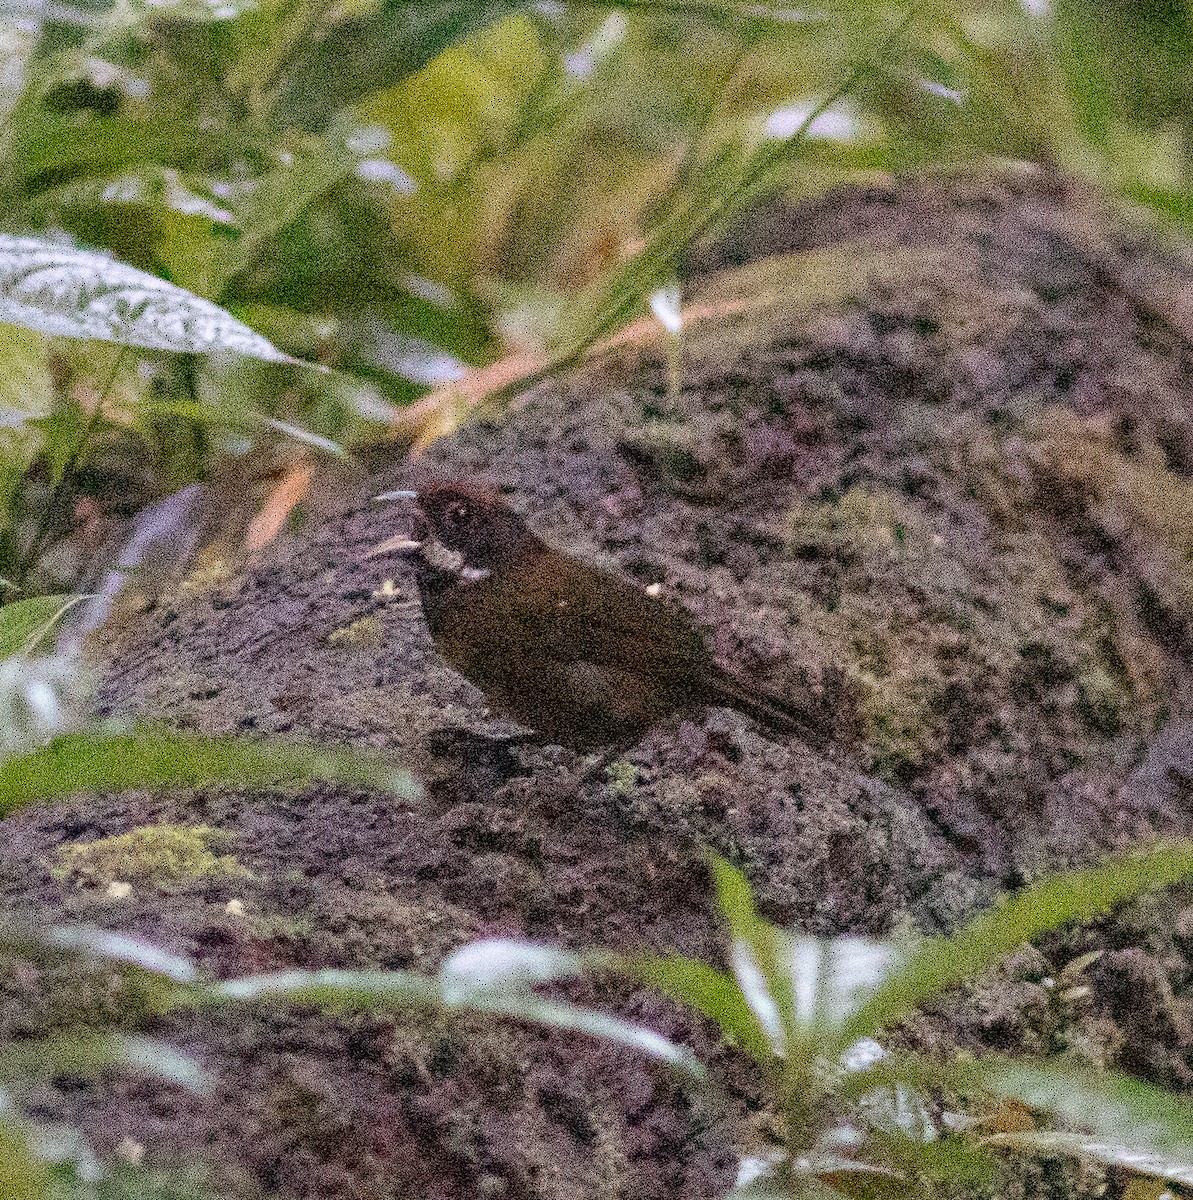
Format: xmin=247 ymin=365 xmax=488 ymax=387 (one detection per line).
xmin=370 ymin=481 xmax=537 ymax=578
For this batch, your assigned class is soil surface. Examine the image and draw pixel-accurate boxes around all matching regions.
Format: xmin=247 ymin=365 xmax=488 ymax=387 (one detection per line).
xmin=6 ymin=167 xmax=1193 ymax=1199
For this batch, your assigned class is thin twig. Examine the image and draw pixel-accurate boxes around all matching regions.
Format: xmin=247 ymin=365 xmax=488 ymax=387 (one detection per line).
xmin=19 ymin=345 xmax=127 ymax=586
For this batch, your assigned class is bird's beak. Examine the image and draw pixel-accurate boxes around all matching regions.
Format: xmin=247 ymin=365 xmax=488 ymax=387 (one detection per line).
xmin=365 ymin=532 xmax=424 ymax=559
xmin=366 ymin=488 xmax=424 ymax=558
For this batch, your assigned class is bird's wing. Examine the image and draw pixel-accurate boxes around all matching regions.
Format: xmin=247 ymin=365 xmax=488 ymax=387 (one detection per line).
xmin=486 ymin=551 xmax=712 ymax=679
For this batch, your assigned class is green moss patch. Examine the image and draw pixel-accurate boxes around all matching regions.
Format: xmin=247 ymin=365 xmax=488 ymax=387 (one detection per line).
xmin=52 ymin=823 xmax=248 ymax=891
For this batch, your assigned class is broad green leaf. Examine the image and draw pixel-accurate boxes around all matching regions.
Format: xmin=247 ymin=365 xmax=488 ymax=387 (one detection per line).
xmin=0 ymin=327 xmax=53 ymax=466
xmin=0 ymin=726 xmax=420 ymax=815
xmin=623 ymin=953 xmax=773 ymax=1061
xmin=842 ymin=843 xmax=1193 ymax=1042
xmin=12 ymin=114 xmax=252 ymax=184
xmin=0 ymin=235 xmax=308 ymax=364
xmin=0 ymin=594 xmax=82 ymax=656
xmin=976 ymin=1058 xmax=1193 ymax=1152
xmin=268 ymin=1 xmax=520 ymax=130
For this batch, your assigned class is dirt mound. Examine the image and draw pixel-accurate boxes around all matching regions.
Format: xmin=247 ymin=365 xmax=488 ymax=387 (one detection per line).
xmin=5 ymin=168 xmax=1193 ymax=1197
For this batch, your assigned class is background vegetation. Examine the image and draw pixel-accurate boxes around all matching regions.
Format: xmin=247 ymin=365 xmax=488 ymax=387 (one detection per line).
xmin=0 ymin=0 xmax=1192 ymax=1195
xmin=2 ymin=0 xmax=1192 ymax=610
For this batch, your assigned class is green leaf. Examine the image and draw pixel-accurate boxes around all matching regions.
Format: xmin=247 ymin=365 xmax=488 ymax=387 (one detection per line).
xmin=269 ymin=1 xmax=520 ymax=130
xmin=0 ymin=327 xmax=54 ymax=469
xmin=468 ymin=992 xmax=706 ymax=1079
xmin=842 ymin=843 xmax=1193 ymax=1041
xmin=32 ymin=923 xmax=199 ymax=981
xmin=977 ymin=1058 xmax=1193 ymax=1152
xmin=438 ymin=937 xmax=586 ymax=997
xmin=0 ymin=1034 xmax=211 ymax=1093
xmin=985 ymin=1131 xmax=1193 ymax=1187
xmin=0 ymin=726 xmax=420 ymax=816
xmin=136 ymin=400 xmax=348 ymax=458
xmin=203 ymin=964 xmax=706 ymax=1078
xmin=0 ymin=594 xmax=83 ymax=656
xmin=0 ymin=1121 xmax=53 ymax=1200
xmin=622 ymin=952 xmax=773 ymax=1061
xmin=1122 ymin=182 xmax=1193 ymax=228
xmin=709 ymin=856 xmax=793 ymax=1051
xmin=710 ymin=855 xmax=763 ymax=945
xmin=33 ymin=167 xmax=236 ymax=226
xmin=261 ymin=418 xmax=347 ymax=459
xmin=209 ymin=127 xmax=359 ymax=290
xmin=550 ymin=4 xmax=926 ymax=363
xmin=204 ymin=967 xmax=441 ymax=1010
xmin=12 ymin=113 xmax=253 ymax=184
xmin=0 ymin=234 xmax=309 ymax=364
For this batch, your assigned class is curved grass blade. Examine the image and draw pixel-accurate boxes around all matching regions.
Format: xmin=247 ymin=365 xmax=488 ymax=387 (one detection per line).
xmin=551 ymin=2 xmax=928 ymax=365
xmin=985 ymin=1131 xmax=1193 ymax=1187
xmin=202 ymin=963 xmax=705 ymax=1079
xmin=0 ymin=1034 xmax=211 ymax=1093
xmin=39 ymin=924 xmax=199 ymax=982
xmin=618 ymin=952 xmax=773 ymax=1061
xmin=206 ymin=967 xmax=441 ymax=1011
xmin=841 ymin=843 xmax=1193 ymax=1043
xmin=0 ymin=725 xmax=420 ymax=816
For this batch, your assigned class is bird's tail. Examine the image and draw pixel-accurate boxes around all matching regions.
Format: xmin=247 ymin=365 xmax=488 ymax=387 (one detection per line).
xmin=702 ymin=667 xmax=846 ymax=750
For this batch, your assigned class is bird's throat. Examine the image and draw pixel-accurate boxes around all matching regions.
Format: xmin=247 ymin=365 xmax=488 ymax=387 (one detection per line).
xmin=422 ymin=539 xmax=491 ymax=583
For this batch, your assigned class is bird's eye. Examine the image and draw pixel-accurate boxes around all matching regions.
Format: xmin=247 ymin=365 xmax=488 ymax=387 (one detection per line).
xmin=444 ymin=500 xmax=471 ymax=528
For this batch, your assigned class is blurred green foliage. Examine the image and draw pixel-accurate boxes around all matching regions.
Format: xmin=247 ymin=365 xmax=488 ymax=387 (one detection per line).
xmin=0 ymin=0 xmax=1188 ymax=594
xmin=0 ymin=0 xmax=1191 ymax=1192
xmin=629 ymin=851 xmax=1193 ymax=1197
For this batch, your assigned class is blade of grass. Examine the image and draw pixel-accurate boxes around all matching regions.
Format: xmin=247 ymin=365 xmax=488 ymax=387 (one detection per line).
xmin=841 ymin=843 xmax=1193 ymax=1042
xmin=973 ymin=1058 xmax=1193 ymax=1150
xmin=0 ymin=725 xmax=420 ymax=815
xmin=0 ymin=1034 xmax=211 ymax=1093
xmin=196 ymin=966 xmax=706 ymax=1077
xmin=549 ymin=0 xmax=930 ymax=365
xmin=620 ymin=952 xmax=774 ymax=1061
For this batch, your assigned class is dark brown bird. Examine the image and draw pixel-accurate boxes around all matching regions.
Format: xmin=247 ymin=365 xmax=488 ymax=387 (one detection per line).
xmin=373 ymin=482 xmax=828 ymax=754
